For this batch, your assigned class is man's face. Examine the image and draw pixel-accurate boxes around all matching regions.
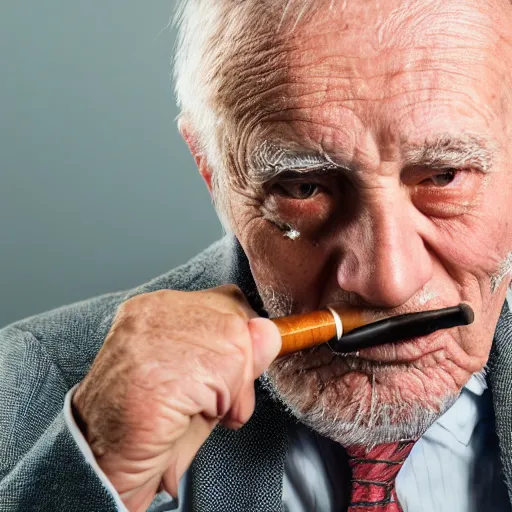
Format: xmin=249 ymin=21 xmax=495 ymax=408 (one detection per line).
xmin=220 ymin=0 xmax=512 ymax=445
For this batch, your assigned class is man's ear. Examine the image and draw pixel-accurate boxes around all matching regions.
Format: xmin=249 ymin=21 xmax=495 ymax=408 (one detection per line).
xmin=179 ymin=120 xmax=213 ymax=196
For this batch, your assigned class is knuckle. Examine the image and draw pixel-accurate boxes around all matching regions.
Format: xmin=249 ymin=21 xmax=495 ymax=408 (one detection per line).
xmin=220 ymin=313 xmax=250 ymax=348
xmin=117 ymin=295 xmax=148 ymax=321
xmin=151 ymin=289 xmax=175 ymax=300
xmin=216 ymin=284 xmax=242 ymax=295
xmin=229 ymin=390 xmax=256 ymax=426
xmin=115 ymin=290 xmax=174 ymax=330
xmin=215 ymin=284 xmax=246 ymax=303
xmin=111 ymin=304 xmax=137 ymax=336
xmin=129 ymin=361 xmax=161 ymax=392
xmin=237 ymin=406 xmax=255 ymax=426
xmin=121 ymin=290 xmax=168 ymax=312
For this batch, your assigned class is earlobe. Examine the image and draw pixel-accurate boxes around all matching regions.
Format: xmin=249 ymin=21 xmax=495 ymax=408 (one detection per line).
xmin=198 ymin=158 xmax=213 ymax=194
xmin=179 ymin=119 xmax=214 ymax=196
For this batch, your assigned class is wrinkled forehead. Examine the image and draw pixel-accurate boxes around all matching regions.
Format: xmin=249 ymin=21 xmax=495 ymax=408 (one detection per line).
xmin=294 ymin=0 xmax=501 ymax=49
xmin=285 ymin=0 xmax=504 ymax=81
xmin=218 ymin=0 xmax=512 ymax=156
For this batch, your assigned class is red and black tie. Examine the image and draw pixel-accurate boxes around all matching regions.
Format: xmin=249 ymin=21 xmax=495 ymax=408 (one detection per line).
xmin=346 ymin=441 xmax=415 ymax=511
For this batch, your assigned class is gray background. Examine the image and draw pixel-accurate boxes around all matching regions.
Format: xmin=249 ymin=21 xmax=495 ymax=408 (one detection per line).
xmin=0 ymin=1 xmax=222 ymax=327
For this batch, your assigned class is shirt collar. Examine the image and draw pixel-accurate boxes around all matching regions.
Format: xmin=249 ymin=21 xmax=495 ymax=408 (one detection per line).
xmin=433 ymin=371 xmax=490 ymax=446
xmin=464 ymin=371 xmax=488 ymax=396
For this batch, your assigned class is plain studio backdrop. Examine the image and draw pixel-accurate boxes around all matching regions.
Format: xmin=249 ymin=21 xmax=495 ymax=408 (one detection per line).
xmin=0 ymin=2 xmax=223 ymax=327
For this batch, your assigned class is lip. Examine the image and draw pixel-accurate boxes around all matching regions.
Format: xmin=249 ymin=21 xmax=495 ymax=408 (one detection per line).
xmin=353 ymin=332 xmax=448 ymax=363
xmin=300 ymin=330 xmax=452 ymax=366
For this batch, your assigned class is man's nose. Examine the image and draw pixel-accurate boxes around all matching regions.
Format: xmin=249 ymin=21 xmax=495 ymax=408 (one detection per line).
xmin=336 ymin=203 xmax=433 ymax=308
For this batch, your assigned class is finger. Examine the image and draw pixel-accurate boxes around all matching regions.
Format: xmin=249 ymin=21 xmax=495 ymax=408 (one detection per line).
xmin=221 ymin=318 xmax=256 ymax=429
xmin=161 ymin=414 xmax=219 ymax=497
xmin=248 ymin=317 xmax=282 ymax=377
xmin=220 ymin=380 xmax=255 ymax=429
xmin=222 ymin=317 xmax=282 ymax=428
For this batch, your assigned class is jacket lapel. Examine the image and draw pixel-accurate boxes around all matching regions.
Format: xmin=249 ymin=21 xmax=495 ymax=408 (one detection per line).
xmin=488 ymin=299 xmax=512 ymax=503
xmin=189 ymin=386 xmax=289 ymax=512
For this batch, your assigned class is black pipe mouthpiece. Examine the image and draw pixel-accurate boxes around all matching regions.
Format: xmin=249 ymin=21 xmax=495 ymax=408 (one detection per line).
xmin=329 ymin=303 xmax=474 ymax=353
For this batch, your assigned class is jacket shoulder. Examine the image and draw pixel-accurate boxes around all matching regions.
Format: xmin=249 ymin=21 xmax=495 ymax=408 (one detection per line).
xmin=3 ymin=237 xmax=233 ymax=387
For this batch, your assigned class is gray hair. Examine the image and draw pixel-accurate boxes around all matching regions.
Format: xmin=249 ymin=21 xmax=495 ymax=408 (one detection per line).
xmin=173 ymin=0 xmax=318 ymax=226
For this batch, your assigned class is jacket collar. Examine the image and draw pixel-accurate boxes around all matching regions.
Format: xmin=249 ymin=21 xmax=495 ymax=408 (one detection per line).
xmin=488 ymin=298 xmax=512 ymax=502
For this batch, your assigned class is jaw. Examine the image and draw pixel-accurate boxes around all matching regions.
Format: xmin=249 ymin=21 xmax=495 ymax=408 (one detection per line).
xmin=265 ymin=343 xmax=475 ymax=446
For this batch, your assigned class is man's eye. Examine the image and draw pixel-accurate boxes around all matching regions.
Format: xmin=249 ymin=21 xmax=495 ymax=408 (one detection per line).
xmin=278 ymin=182 xmax=320 ymax=199
xmin=422 ymin=169 xmax=457 ymax=187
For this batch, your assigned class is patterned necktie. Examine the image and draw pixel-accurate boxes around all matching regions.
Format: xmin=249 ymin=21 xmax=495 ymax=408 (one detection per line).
xmin=346 ymin=441 xmax=415 ymax=511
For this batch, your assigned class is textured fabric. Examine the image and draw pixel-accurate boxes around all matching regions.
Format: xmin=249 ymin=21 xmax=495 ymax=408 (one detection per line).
xmin=190 ymin=385 xmax=289 ymax=512
xmin=0 ymin=411 xmax=117 ymax=511
xmin=487 ymin=299 xmax=512 ymax=505
xmin=346 ymin=442 xmax=415 ymax=511
xmin=63 ymin=385 xmax=129 ymax=511
xmin=66 ymin=374 xmax=512 ymax=512
xmin=0 ymin=326 xmax=118 ymax=511
xmin=2 ymin=235 xmax=512 ymax=512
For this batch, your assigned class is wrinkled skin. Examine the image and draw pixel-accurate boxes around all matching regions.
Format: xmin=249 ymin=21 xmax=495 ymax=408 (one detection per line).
xmin=75 ymin=0 xmax=512 ymax=510
xmin=190 ymin=0 xmax=512 ymax=443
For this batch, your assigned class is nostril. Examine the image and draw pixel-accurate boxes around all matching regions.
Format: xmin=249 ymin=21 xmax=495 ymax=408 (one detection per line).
xmin=337 ymin=248 xmax=433 ymax=309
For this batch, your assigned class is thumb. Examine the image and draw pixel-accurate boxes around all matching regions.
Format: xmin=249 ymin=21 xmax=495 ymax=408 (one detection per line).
xmin=248 ymin=317 xmax=282 ymax=377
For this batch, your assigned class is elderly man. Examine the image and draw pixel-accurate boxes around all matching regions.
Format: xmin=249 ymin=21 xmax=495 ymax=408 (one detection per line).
xmin=2 ymin=0 xmax=512 ymax=510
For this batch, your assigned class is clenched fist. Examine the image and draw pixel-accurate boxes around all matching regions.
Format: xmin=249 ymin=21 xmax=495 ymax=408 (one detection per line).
xmin=72 ymin=285 xmax=282 ymax=512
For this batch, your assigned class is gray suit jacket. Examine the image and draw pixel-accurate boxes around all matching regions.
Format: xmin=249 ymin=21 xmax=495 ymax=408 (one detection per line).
xmin=1 ymin=236 xmax=512 ymax=512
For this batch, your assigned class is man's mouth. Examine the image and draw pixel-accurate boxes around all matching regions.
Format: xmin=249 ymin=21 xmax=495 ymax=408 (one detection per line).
xmin=297 ymin=330 xmax=452 ymax=368
xmin=350 ymin=332 xmax=450 ymax=363
xmin=325 ymin=303 xmax=474 ymax=355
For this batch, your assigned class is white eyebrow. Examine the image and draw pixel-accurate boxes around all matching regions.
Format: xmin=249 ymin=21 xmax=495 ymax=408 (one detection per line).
xmin=246 ymin=135 xmax=498 ymax=184
xmin=402 ymin=134 xmax=498 ymax=173
xmin=246 ymin=140 xmax=342 ymax=184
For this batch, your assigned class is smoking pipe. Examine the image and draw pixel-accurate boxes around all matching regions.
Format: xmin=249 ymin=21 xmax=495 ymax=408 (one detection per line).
xmin=272 ymin=303 xmax=474 ymax=357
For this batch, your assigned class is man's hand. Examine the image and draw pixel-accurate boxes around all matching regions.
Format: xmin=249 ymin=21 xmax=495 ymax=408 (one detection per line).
xmin=72 ymin=285 xmax=281 ymax=512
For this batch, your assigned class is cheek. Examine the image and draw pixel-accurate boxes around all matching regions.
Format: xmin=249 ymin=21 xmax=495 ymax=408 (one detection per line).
xmin=236 ymin=204 xmax=334 ymax=310
xmin=419 ymin=170 xmax=512 ymax=307
xmin=430 ymin=208 xmax=512 ymax=289
xmin=426 ymin=216 xmax=512 ymax=360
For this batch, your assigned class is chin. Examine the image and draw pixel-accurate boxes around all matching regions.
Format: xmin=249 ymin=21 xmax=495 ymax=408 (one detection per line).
xmin=264 ymin=346 xmax=461 ymax=447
